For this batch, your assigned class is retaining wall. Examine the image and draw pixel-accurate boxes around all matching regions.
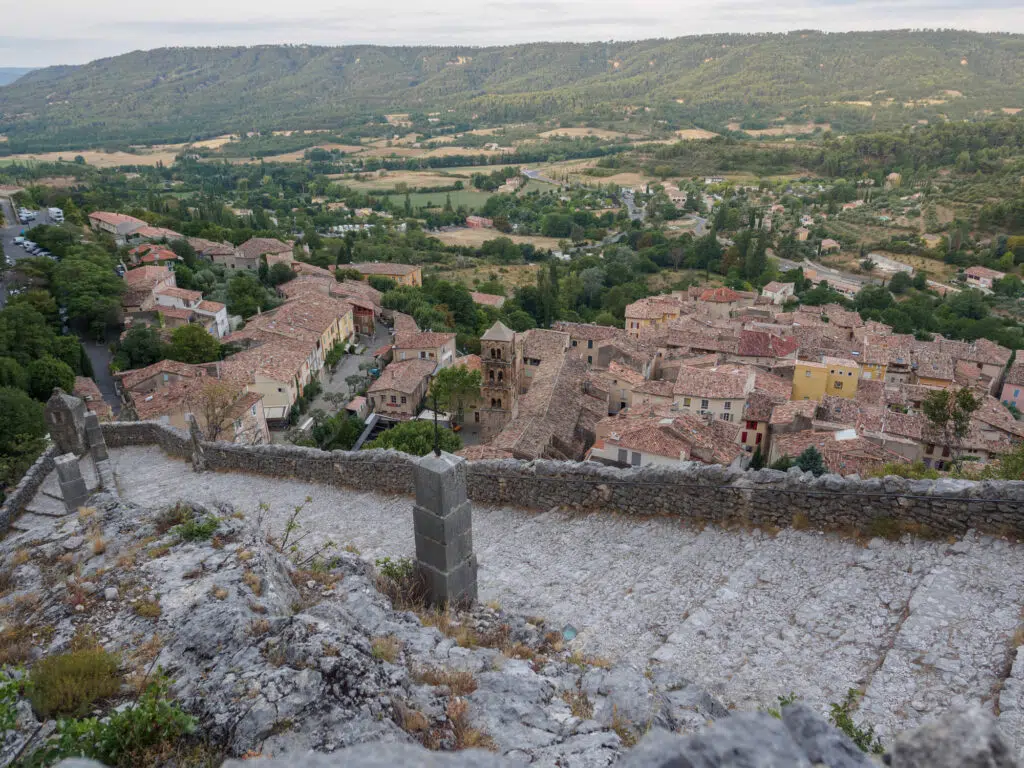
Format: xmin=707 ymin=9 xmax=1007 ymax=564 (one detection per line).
xmin=0 ymin=445 xmax=60 ymax=531
xmin=101 ymin=422 xmax=1024 ymax=538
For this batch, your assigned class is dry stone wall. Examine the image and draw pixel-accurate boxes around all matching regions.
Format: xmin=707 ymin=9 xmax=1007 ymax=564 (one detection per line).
xmin=0 ymin=445 xmax=60 ymax=531
xmin=99 ymin=422 xmax=1024 ymax=538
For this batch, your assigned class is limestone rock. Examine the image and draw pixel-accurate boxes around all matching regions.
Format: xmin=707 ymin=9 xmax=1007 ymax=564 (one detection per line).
xmin=887 ymin=706 xmax=1015 ymax=768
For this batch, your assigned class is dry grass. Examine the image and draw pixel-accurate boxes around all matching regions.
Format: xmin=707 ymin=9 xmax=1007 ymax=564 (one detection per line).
xmin=562 ymin=687 xmax=594 ymax=719
xmin=89 ymin=530 xmax=107 ymax=556
xmin=413 ymin=666 xmax=478 ymax=696
xmin=447 ymin=698 xmax=496 ymax=751
xmin=0 ymin=625 xmax=37 ymax=665
xmin=11 ymin=549 xmax=30 ymax=567
xmin=134 ymin=599 xmax=162 ymax=619
xmin=236 ymin=549 xmax=253 ymax=562
xmin=0 ymin=148 xmax=182 ymax=168
xmin=77 ymin=507 xmax=97 ymax=522
xmin=147 ymin=544 xmax=171 ymax=560
xmin=429 ymin=229 xmax=563 ymax=250
xmin=211 ymin=586 xmax=229 ymax=601
xmin=791 ymin=512 xmax=810 ymax=530
xmin=611 ymin=706 xmax=638 ymax=747
xmin=248 ymin=619 xmax=271 ymax=637
xmin=342 ymin=543 xmax=361 ymax=555
xmin=242 ymin=570 xmax=263 ymax=596
xmin=290 ymin=569 xmax=341 ymax=589
xmin=394 ymin=700 xmax=430 ymax=734
xmin=371 ymin=635 xmax=402 ymax=663
xmin=568 ymin=650 xmax=612 ymax=670
xmin=538 ymin=127 xmax=633 ymax=140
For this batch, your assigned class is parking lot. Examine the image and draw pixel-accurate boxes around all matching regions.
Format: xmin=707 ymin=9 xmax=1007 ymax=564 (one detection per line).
xmin=0 ymin=199 xmax=55 ymax=308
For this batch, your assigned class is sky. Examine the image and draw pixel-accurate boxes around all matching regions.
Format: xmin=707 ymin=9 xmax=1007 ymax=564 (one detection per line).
xmin=2 ymin=0 xmax=1023 ymax=68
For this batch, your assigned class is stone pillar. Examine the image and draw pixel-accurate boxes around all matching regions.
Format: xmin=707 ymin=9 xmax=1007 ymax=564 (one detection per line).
xmin=188 ymin=415 xmax=206 ymax=472
xmin=55 ymin=453 xmax=89 ymax=513
xmin=84 ymin=413 xmax=108 ymax=463
xmin=413 ymin=452 xmax=478 ymax=607
xmin=44 ymin=389 xmax=88 ymax=456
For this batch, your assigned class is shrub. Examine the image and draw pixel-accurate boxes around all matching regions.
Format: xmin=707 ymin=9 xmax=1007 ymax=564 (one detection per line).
xmin=28 ymin=677 xmax=196 ymax=767
xmin=371 ymin=635 xmax=401 ymax=663
xmin=174 ymin=515 xmax=219 ymax=541
xmin=375 ymin=556 xmax=425 ymax=609
xmin=868 ymin=461 xmax=939 ymax=480
xmin=134 ymin=599 xmax=162 ymax=619
xmin=28 ymin=648 xmax=122 ymax=718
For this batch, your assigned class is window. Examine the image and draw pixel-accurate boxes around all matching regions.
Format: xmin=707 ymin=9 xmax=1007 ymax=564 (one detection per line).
xmin=741 ymin=431 xmax=748 ymax=443
xmin=720 ymin=413 xmax=731 ymax=421
xmin=1016 ymin=389 xmax=1021 ymax=398
xmin=833 ymin=381 xmax=843 ymax=390
xmin=572 ymin=340 xmax=578 ymax=347
xmin=746 ymin=420 xmax=757 ymax=429
xmin=755 ymin=432 xmax=762 ymax=445
xmin=474 ymin=412 xmax=480 ymax=423
xmin=829 ymin=370 xmax=834 ymax=375
xmin=926 ymin=444 xmax=935 ymax=454
xmin=863 ymin=372 xmax=873 ymax=380
xmin=587 ymin=340 xmax=593 ymax=349
xmin=277 ymin=387 xmax=284 ymax=393
xmin=701 ymin=399 xmax=709 ymax=409
xmin=587 ymin=356 xmax=593 ymax=364
xmin=942 ymin=446 xmax=951 ymax=458
xmin=496 ymin=399 xmax=502 ymax=408
xmin=390 ymin=395 xmax=397 ymax=404
xmin=419 ymin=351 xmax=426 ymax=359
xmin=683 ymin=397 xmax=691 ymax=407
xmin=618 ymin=449 xmax=628 ymax=463
xmin=498 ymin=371 xmax=504 ymax=382
xmin=496 ymin=348 xmax=502 ymax=360
xmin=631 ymin=452 xmax=641 ymax=466
xmin=489 ymin=370 xmax=495 ymax=382
xmin=723 ymin=401 xmax=731 ymax=411
xmin=401 ymin=396 xmax=407 ymax=404
xmin=400 ymin=352 xmax=406 ymax=361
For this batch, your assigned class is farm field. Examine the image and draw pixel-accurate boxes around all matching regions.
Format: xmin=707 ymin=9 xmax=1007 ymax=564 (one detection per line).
xmin=331 ymin=170 xmax=471 ymax=190
xmin=383 ymin=189 xmax=492 ymax=209
xmin=428 ymin=228 xmax=563 ymax=249
xmin=0 ymin=147 xmax=182 ymax=167
xmin=430 ymin=263 xmax=542 ymax=291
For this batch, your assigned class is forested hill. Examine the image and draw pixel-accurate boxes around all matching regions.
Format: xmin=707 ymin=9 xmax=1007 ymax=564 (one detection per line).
xmin=2 ymin=30 xmax=1024 ymax=151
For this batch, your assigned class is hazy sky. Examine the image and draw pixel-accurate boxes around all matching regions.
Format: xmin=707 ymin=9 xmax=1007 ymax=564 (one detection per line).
xmin=2 ymin=0 xmax=1023 ymax=68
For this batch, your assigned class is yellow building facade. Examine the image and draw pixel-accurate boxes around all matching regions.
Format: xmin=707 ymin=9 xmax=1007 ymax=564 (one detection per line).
xmin=791 ymin=361 xmax=827 ymax=401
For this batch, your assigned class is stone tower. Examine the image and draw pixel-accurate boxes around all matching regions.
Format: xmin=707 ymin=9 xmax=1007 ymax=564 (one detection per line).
xmin=478 ymin=321 xmax=519 ymax=442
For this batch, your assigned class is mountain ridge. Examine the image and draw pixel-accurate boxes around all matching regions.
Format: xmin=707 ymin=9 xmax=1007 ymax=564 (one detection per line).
xmin=1 ymin=30 xmax=1023 ymax=152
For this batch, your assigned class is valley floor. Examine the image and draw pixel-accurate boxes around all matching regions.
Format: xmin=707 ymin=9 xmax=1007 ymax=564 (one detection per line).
xmin=20 ymin=445 xmax=1024 ymax=753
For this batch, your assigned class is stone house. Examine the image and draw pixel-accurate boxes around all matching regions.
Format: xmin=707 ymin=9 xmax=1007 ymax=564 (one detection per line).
xmin=964 ymin=265 xmax=1005 ymax=291
xmin=154 ymin=286 xmax=230 ymax=338
xmin=123 ymin=265 xmax=176 ymax=314
xmin=672 ymin=365 xmax=753 ymax=424
xmin=350 ymin=262 xmax=423 ymax=287
xmin=822 ymin=356 xmax=860 ymax=399
xmin=88 ymin=211 xmax=146 ymax=244
xmin=761 ymin=281 xmax=795 ymax=305
xmin=367 ymin=359 xmax=437 ymax=420
xmin=394 ymin=331 xmax=457 ymax=369
xmin=1000 ymin=360 xmax=1024 ymax=410
xmin=588 ymin=410 xmax=743 ymax=468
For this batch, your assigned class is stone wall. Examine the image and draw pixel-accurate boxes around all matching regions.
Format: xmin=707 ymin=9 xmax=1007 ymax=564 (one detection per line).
xmin=0 ymin=445 xmax=60 ymax=530
xmin=100 ymin=421 xmax=1024 ymax=538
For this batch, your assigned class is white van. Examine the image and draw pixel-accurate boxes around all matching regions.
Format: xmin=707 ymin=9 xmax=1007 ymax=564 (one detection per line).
xmin=48 ymin=207 xmax=64 ymax=222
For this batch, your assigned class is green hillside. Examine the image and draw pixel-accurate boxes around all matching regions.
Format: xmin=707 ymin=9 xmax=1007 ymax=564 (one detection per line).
xmin=2 ymin=31 xmax=1023 ymax=151
xmin=0 ymin=68 xmax=34 ymax=87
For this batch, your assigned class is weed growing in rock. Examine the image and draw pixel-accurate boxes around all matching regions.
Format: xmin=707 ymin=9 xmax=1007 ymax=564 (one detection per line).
xmin=175 ymin=515 xmax=219 ymax=542
xmin=242 ymin=570 xmax=263 ymax=596
xmin=413 ymin=666 xmax=477 ymax=696
xmin=375 ymin=556 xmax=425 ymax=610
xmin=829 ymin=689 xmax=885 ymax=754
xmin=763 ymin=692 xmax=800 ymax=718
xmin=28 ymin=647 xmax=122 ymax=718
xmin=248 ymin=619 xmax=271 ymax=637
xmin=371 ymin=635 xmax=401 ymax=663
xmin=0 ymin=667 xmax=21 ymax=731
xmin=446 ymin=698 xmax=495 ymax=751
xmin=561 ymin=686 xmax=594 ymax=719
xmin=154 ymin=504 xmax=192 ymax=534
xmin=210 ymin=586 xmax=228 ymax=601
xmin=610 ymin=705 xmax=638 ymax=747
xmin=12 ymin=549 xmax=30 ymax=567
xmin=134 ymin=599 xmax=162 ymax=619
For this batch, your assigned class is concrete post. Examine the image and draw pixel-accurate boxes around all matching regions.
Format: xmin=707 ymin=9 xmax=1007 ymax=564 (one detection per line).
xmin=188 ymin=415 xmax=206 ymax=472
xmin=413 ymin=452 xmax=478 ymax=607
xmin=55 ymin=453 xmax=89 ymax=513
xmin=84 ymin=413 xmax=108 ymax=463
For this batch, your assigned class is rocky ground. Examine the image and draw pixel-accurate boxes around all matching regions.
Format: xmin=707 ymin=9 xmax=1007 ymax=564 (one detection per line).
xmin=64 ymin=446 xmax=1024 ymax=751
xmin=1 ymin=488 xmax=735 ymax=766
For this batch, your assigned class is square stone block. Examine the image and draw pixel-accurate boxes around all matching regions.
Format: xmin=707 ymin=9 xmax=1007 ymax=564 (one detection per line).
xmin=419 ymin=556 xmax=478 ymax=607
xmin=55 ymin=453 xmax=82 ymax=485
xmin=414 ymin=452 xmax=467 ymax=516
xmin=415 ymin=528 xmax=474 ymax=573
xmin=413 ymin=500 xmax=472 ymax=544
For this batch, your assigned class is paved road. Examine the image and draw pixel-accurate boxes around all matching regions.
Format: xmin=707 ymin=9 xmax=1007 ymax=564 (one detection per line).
xmin=0 ymin=200 xmax=50 ymax=308
xmin=521 ymin=168 xmax=559 ymax=185
xmin=620 ymin=189 xmax=645 ymax=222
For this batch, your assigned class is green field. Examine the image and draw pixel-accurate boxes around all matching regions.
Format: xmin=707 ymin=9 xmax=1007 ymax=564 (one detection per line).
xmin=383 ymin=189 xmax=493 ymax=210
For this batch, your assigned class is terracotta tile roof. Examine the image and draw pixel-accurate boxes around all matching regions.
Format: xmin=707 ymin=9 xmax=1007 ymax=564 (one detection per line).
xmin=291 ymin=262 xmax=335 ymax=279
xmin=552 ymin=321 xmax=622 ymax=342
xmin=770 ymin=400 xmax=817 ymax=425
xmin=974 ymin=395 xmax=1024 ymax=439
xmin=819 ymin=304 xmax=863 ymax=328
xmin=595 ymin=411 xmax=743 ymax=466
xmin=368 ymin=358 xmax=436 ymax=395
xmin=855 ymin=379 xmax=886 ymax=406
xmin=673 ymin=365 xmax=752 ymax=400
xmin=1006 ymin=360 xmax=1024 ymax=387
xmin=158 ymin=307 xmax=194 ymax=321
xmin=699 ymin=286 xmax=743 ymax=303
xmin=762 ymin=281 xmax=793 ymax=293
xmin=89 ymin=211 xmax=145 ymax=227
xmin=456 ymin=445 xmax=516 ymax=460
xmin=187 ymin=237 xmax=235 ymax=256
xmin=470 ymin=291 xmax=506 ymax=308
xmin=196 ymin=300 xmax=225 ymax=313
xmin=224 ymin=343 xmax=309 ymax=384
xmin=737 ymin=330 xmax=798 ymax=358
xmin=351 ymin=262 xmax=420 ymax=277
xmin=625 ymin=296 xmax=683 ymax=320
xmin=634 ymin=379 xmax=676 ymax=398
xmin=393 ymin=313 xmax=420 ymax=334
xmin=914 ymin=351 xmax=954 ymax=381
xmin=116 ymin=359 xmax=201 ymax=390
xmin=132 ymin=225 xmax=182 ymax=240
xmin=395 ymin=331 xmax=456 ymax=350
xmin=333 ymin=280 xmax=382 ymax=306
xmin=73 ymin=377 xmax=113 ymax=420
xmin=155 ymin=286 xmax=202 ymax=302
xmin=743 ymin=390 xmax=786 ymax=422
xmin=772 ymin=429 xmax=907 ymax=476
xmin=237 ymin=237 xmax=293 ymax=262
xmin=522 ymin=328 xmax=570 ymax=362
xmin=124 ymin=265 xmax=173 ymax=286
xmin=604 ymin=360 xmax=646 ymax=388
xmin=822 ymin=356 xmax=859 ymax=369
xmin=966 ymin=338 xmax=1012 ymax=367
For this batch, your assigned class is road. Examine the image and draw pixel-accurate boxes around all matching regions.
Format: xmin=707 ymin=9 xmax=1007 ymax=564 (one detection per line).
xmin=775 ymin=256 xmax=881 ymax=290
xmin=520 ymin=168 xmax=559 ymax=185
xmin=620 ymin=189 xmax=645 ymax=222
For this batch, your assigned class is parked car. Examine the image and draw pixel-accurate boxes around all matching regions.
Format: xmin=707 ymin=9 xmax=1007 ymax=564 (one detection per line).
xmin=13 ymin=236 xmax=25 ymax=246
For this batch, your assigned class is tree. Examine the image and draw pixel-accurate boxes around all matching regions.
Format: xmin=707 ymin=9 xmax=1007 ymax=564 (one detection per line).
xmin=795 ymin=446 xmax=827 ymax=476
xmin=749 ymin=445 xmax=765 ymax=470
xmin=185 ymin=379 xmax=247 ymax=442
xmin=364 ymin=420 xmax=462 ymax=456
xmin=26 ymin=356 xmax=75 ymax=401
xmin=368 ymin=276 xmax=398 ymax=293
xmin=113 ymin=326 xmax=166 ymax=371
xmin=0 ymin=357 xmax=28 ymax=391
xmin=268 ymin=262 xmax=295 ymax=286
xmin=167 ymin=325 xmax=221 ymax=364
xmin=227 ymin=272 xmax=272 ymax=318
xmin=430 ymin=365 xmax=482 ymax=425
xmin=888 ymin=271 xmax=913 ymax=294
xmin=312 ymin=413 xmax=364 ymax=451
xmin=922 ymin=388 xmax=980 ymax=470
xmin=0 ymin=386 xmax=46 ymax=490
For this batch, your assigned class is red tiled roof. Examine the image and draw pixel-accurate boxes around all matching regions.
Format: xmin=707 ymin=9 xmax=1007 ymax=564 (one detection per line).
xmin=236 ymin=237 xmax=293 ymax=261
xmin=115 ymin=359 xmax=201 ymax=390
xmin=155 ymin=286 xmax=202 ymax=302
xmin=351 ymin=262 xmax=420 ymax=277
xmin=699 ymin=286 xmax=743 ymax=303
xmin=89 ymin=211 xmax=145 ymax=227
xmin=368 ymin=358 xmax=436 ymax=395
xmin=772 ymin=429 xmax=906 ymax=476
xmin=124 ymin=265 xmax=173 ymax=286
xmin=737 ymin=330 xmax=798 ymax=358
xmin=673 ymin=365 xmax=751 ymax=400
xmin=470 ymin=291 xmax=506 ymax=308
xmin=196 ymin=300 xmax=225 ymax=313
